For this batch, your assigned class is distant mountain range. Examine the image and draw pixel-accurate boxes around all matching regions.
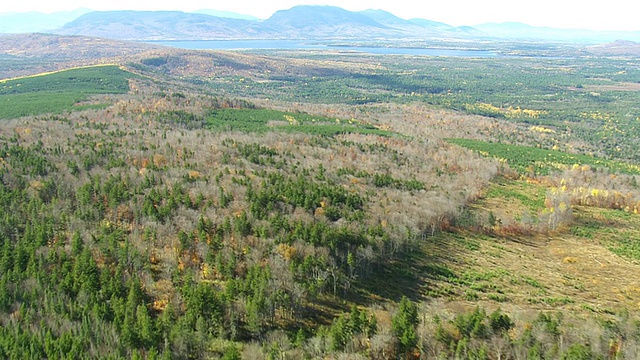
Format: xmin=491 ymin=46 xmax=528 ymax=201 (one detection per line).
xmin=49 ymin=6 xmax=476 ymax=41
xmin=192 ymin=9 xmax=259 ymax=21
xmin=0 ymin=8 xmax=92 ymax=33
xmin=2 ymin=5 xmax=640 ymax=43
xmin=53 ymin=11 xmax=261 ymax=41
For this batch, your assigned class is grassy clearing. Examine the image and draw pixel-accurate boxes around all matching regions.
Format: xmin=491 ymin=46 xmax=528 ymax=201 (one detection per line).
xmin=484 ymin=177 xmax=547 ymax=214
xmin=193 ymin=53 xmax=640 ymax=162
xmin=573 ymin=207 xmax=640 ymax=262
xmin=206 ymin=108 xmax=393 ymax=136
xmin=448 ymin=138 xmax=640 ymax=175
xmin=359 ymin=177 xmax=640 ymax=315
xmin=0 ymin=65 xmax=132 ymax=119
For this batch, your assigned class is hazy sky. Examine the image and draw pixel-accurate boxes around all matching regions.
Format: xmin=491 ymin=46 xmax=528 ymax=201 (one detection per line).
xmin=0 ymin=0 xmax=637 ymax=32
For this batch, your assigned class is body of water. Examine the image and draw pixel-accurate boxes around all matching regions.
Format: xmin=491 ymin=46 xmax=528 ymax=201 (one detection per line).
xmin=148 ymin=40 xmax=500 ymax=57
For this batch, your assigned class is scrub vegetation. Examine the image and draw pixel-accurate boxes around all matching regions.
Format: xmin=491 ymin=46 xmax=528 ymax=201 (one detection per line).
xmin=2 ymin=42 xmax=640 ymax=359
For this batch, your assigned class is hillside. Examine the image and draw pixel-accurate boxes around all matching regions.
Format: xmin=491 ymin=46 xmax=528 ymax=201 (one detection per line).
xmin=3 ymin=37 xmax=640 ymax=359
xmin=45 ymin=5 xmax=640 ymax=42
xmin=54 ymin=11 xmax=261 ymax=40
xmin=585 ymin=39 xmax=640 ymax=56
xmin=0 ymin=33 xmax=161 ymax=79
xmin=0 ymin=33 xmax=158 ymax=59
xmin=192 ymin=9 xmax=259 ymax=21
xmin=262 ymin=5 xmax=401 ymax=39
xmin=52 ymin=6 xmax=422 ymax=40
xmin=0 ymin=8 xmax=91 ymax=33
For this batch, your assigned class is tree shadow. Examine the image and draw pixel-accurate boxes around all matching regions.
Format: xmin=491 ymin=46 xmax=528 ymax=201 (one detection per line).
xmin=353 ymin=232 xmax=465 ymax=304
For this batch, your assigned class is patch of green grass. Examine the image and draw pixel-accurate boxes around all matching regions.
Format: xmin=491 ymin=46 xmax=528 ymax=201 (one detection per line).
xmin=601 ymin=209 xmax=634 ymax=221
xmin=487 ymin=293 xmax=509 ymax=302
xmin=464 ymin=290 xmax=479 ymax=301
xmin=205 ymin=108 xmax=393 ymax=136
xmin=528 ymin=296 xmax=575 ymax=306
xmin=521 ymin=276 xmax=545 ymax=289
xmin=448 ymin=138 xmax=640 ymax=175
xmin=570 ymin=226 xmax=595 ymax=239
xmin=470 ymin=282 xmax=498 ymax=293
xmin=0 ymin=65 xmax=133 ymax=119
xmin=608 ymin=235 xmax=640 ymax=261
xmin=485 ymin=179 xmax=546 ymax=213
xmin=446 ymin=232 xmax=483 ymax=251
xmin=460 ymin=268 xmax=509 ymax=283
xmin=573 ymin=208 xmax=640 ymax=262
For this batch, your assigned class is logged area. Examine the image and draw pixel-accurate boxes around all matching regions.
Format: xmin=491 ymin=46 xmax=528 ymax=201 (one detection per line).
xmin=2 ymin=38 xmax=640 ymax=359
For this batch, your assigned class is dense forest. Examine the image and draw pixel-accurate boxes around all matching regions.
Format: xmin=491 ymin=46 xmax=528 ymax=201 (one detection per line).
xmin=1 ymin=41 xmax=640 ymax=359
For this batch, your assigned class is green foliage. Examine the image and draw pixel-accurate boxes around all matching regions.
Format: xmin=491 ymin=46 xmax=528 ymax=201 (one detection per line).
xmin=245 ymin=170 xmax=365 ymax=227
xmin=209 ymin=54 xmax=640 ymax=161
xmin=157 ymin=110 xmax=207 ymax=129
xmin=561 ymin=344 xmax=593 ymax=360
xmin=1 ymin=142 xmax=55 ymax=177
xmin=221 ymin=345 xmax=241 ymax=360
xmin=327 ymin=306 xmax=378 ymax=340
xmin=489 ymin=309 xmax=514 ymax=334
xmin=535 ymin=312 xmax=561 ymax=336
xmin=141 ymin=57 xmax=169 ymax=67
xmin=205 ymin=108 xmax=391 ymax=136
xmin=454 ymin=307 xmax=489 ymax=339
xmin=373 ymin=172 xmax=424 ymax=191
xmin=392 ymin=296 xmax=419 ymax=354
xmin=3 ymin=48 xmax=640 ymax=360
xmin=485 ymin=179 xmax=546 ymax=212
xmin=0 ymin=65 xmax=133 ymax=119
xmin=449 ymin=138 xmax=640 ymax=175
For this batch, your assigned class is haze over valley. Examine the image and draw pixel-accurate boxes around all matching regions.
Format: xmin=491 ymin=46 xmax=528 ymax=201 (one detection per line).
xmin=3 ymin=5 xmax=640 ymax=43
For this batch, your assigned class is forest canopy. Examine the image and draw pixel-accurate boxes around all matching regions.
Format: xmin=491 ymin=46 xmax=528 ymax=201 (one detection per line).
xmin=2 ymin=44 xmax=640 ymax=359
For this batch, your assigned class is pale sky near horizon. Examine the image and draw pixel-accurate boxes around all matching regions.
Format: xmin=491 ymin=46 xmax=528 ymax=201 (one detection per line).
xmin=0 ymin=0 xmax=636 ymax=32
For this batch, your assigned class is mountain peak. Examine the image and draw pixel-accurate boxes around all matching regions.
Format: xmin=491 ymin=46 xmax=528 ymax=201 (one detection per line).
xmin=56 ymin=10 xmax=258 ymax=41
xmin=266 ymin=5 xmax=389 ymax=29
xmin=358 ymin=9 xmax=411 ymax=26
xmin=192 ymin=9 xmax=258 ymax=21
xmin=608 ymin=39 xmax=639 ymax=46
xmin=585 ymin=39 xmax=640 ymax=56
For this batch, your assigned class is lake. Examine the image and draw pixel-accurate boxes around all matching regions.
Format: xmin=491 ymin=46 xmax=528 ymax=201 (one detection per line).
xmin=147 ymin=40 xmax=500 ymax=57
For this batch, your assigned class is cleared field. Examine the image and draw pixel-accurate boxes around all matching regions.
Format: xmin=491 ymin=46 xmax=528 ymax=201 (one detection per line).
xmin=0 ymin=65 xmax=132 ymax=119
xmin=448 ymin=138 xmax=640 ymax=175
